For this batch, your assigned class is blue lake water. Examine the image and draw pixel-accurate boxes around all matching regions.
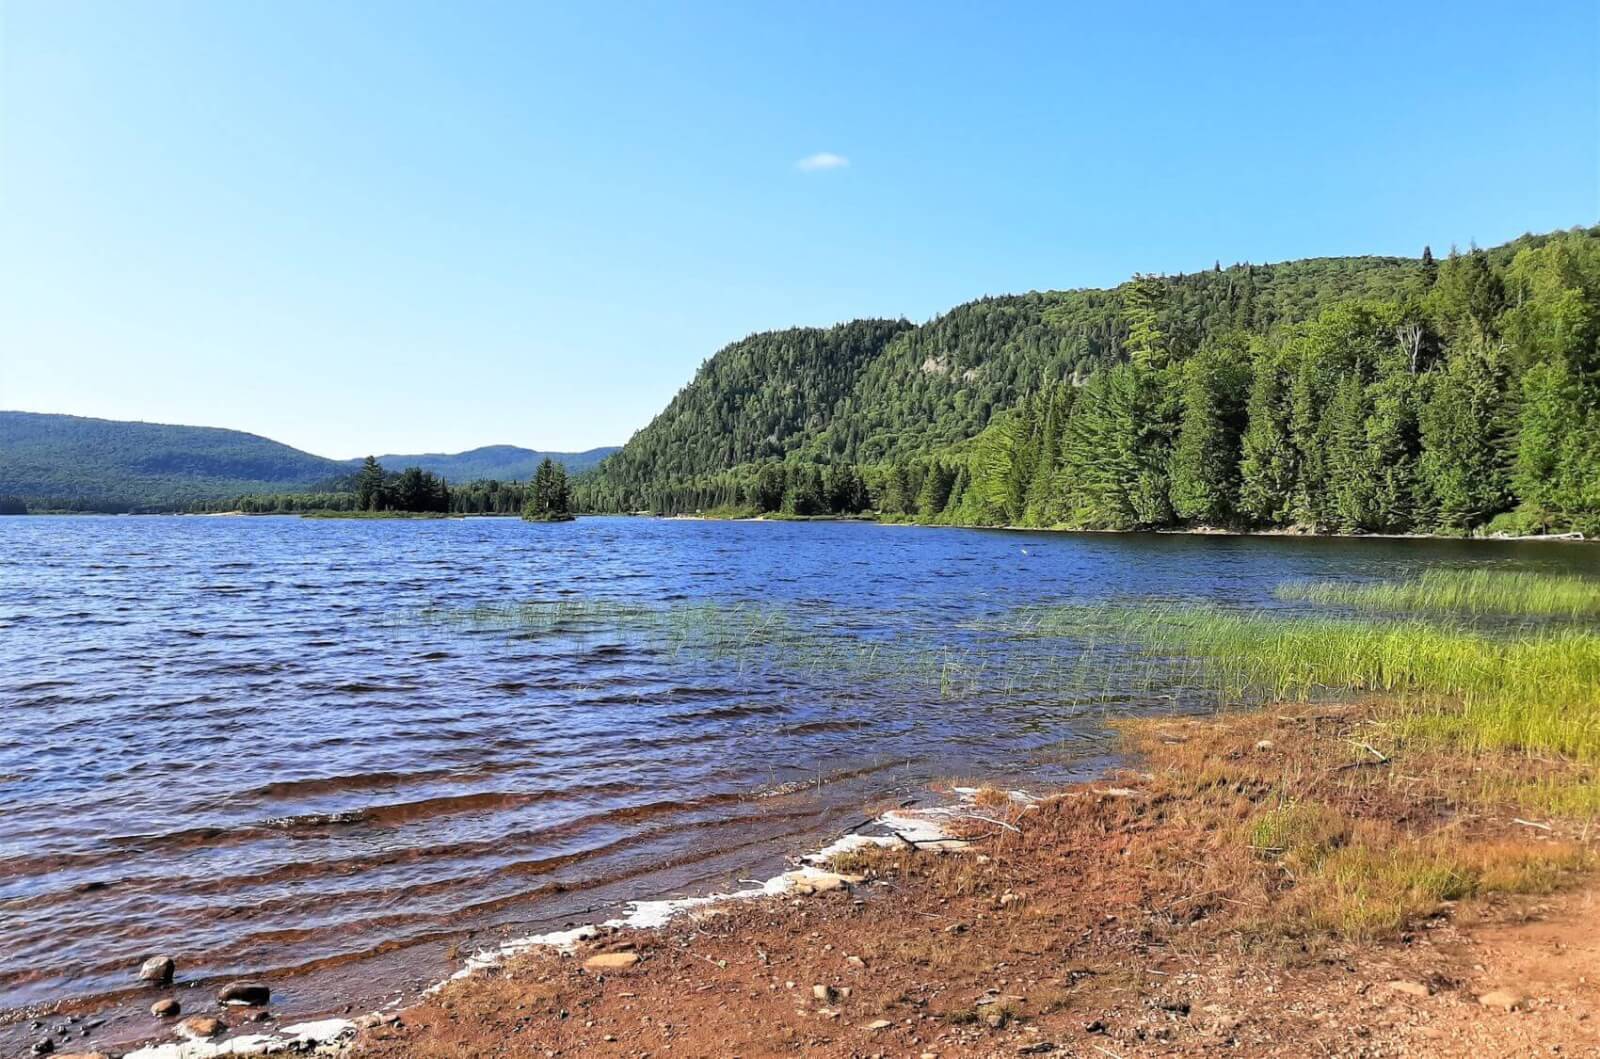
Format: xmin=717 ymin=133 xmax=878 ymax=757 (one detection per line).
xmin=1 ymin=514 xmax=1594 ymax=1048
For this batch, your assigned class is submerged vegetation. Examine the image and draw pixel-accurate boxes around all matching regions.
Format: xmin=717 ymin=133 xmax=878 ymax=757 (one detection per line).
xmin=1278 ymin=568 xmax=1600 ymax=618
xmin=438 ymin=568 xmax=1600 ymax=769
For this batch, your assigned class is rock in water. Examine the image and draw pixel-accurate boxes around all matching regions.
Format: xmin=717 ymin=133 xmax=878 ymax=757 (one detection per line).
xmin=217 ymin=981 xmax=270 ymax=1005
xmin=30 ymin=1038 xmax=53 ymax=1055
xmin=138 ymin=956 xmax=175 ymax=985
xmin=151 ymin=998 xmax=181 ymax=1018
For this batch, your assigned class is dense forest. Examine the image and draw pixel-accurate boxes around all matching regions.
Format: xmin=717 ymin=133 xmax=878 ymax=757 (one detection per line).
xmin=580 ymin=227 xmax=1600 ymax=537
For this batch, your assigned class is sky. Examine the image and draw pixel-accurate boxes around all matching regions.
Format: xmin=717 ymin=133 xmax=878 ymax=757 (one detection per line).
xmin=1 ymin=1 xmax=1596 ymax=458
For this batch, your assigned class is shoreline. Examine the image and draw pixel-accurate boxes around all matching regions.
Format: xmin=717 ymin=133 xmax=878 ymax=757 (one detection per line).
xmin=95 ymin=802 xmax=980 ymax=1059
xmin=348 ymin=701 xmax=1599 ymax=1058
xmin=657 ymin=510 xmax=1592 ymax=544
xmin=12 ymin=508 xmax=1590 ymax=544
xmin=29 ymin=697 xmax=1600 ymax=1058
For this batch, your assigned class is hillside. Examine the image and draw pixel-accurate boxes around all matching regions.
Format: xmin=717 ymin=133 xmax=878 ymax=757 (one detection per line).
xmin=366 ymin=444 xmax=616 ymax=481
xmin=0 ymin=412 xmax=345 ymax=511
xmin=580 ymin=226 xmax=1600 ymax=536
xmin=590 ymin=319 xmax=910 ymax=501
xmin=582 ymin=253 xmax=1431 ymax=504
xmin=0 ymin=412 xmax=613 ymax=511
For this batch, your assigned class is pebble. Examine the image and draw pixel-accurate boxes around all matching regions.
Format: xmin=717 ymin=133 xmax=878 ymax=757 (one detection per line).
xmin=812 ymin=984 xmax=836 ymax=1002
xmin=151 ymin=998 xmax=181 ymax=1018
xmin=1478 ymin=989 xmax=1525 ymax=1012
xmin=865 ymin=1019 xmax=893 ymax=1030
xmin=846 ymin=955 xmax=867 ymax=969
xmin=1386 ymin=980 xmax=1431 ymax=998
xmin=1255 ymin=739 xmax=1275 ymax=751
xmin=217 ymin=981 xmax=270 ymax=1005
xmin=31 ymin=1039 xmax=53 ymax=1056
xmin=138 ymin=956 xmax=176 ymax=985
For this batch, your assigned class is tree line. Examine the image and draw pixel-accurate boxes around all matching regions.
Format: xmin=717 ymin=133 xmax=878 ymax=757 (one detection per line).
xmin=191 ymin=456 xmax=575 ymax=520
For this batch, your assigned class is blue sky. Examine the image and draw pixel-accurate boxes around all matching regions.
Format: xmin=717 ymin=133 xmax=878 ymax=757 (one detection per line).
xmin=2 ymin=1 xmax=1595 ymax=457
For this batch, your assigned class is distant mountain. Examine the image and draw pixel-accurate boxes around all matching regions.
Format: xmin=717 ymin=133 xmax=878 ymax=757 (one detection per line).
xmin=0 ymin=411 xmax=614 ymax=512
xmin=364 ymin=444 xmax=617 ymax=482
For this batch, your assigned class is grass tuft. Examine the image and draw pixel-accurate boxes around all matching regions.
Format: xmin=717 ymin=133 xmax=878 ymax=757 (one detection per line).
xmin=1278 ymin=569 xmax=1600 ymax=618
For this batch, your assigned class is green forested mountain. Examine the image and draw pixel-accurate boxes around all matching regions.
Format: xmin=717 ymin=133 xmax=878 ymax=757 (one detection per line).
xmin=0 ymin=412 xmax=345 ymax=511
xmin=591 ymin=319 xmax=910 ymax=503
xmin=0 ymin=411 xmax=612 ymax=511
xmin=582 ymin=226 xmax=1600 ymax=536
xmin=368 ymin=444 xmax=617 ymax=481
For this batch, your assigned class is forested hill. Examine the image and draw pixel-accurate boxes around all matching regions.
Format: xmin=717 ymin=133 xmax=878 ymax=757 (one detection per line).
xmin=0 ymin=412 xmax=344 ymax=510
xmin=592 ymin=319 xmax=911 ymax=500
xmin=366 ymin=444 xmax=618 ymax=481
xmin=580 ymin=226 xmax=1600 ymax=537
xmin=0 ymin=412 xmax=613 ymax=511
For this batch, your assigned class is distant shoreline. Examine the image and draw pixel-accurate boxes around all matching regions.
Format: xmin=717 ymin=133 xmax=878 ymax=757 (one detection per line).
xmin=8 ymin=508 xmax=1590 ymax=544
xmin=653 ymin=510 xmax=1591 ymax=545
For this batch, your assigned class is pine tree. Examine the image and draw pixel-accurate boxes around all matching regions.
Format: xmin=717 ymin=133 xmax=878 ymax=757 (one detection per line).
xmin=1170 ymin=347 xmax=1247 ymax=525
xmin=1238 ymin=354 xmax=1297 ymax=526
xmin=1419 ymin=347 xmax=1508 ymax=531
xmin=356 ymin=456 xmax=385 ymax=511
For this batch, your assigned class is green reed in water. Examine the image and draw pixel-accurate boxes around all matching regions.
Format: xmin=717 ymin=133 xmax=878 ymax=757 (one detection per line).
xmin=1025 ymin=603 xmax=1600 ymax=762
xmin=1276 ymin=569 xmax=1600 ymax=619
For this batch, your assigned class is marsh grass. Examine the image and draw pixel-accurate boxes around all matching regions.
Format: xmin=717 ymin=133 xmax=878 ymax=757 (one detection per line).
xmin=1026 ymin=604 xmax=1600 ymax=762
xmin=1278 ymin=568 xmax=1600 ymax=618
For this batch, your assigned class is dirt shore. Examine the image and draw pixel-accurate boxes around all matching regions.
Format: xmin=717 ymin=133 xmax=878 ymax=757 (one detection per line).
xmin=351 ymin=704 xmax=1600 ymax=1058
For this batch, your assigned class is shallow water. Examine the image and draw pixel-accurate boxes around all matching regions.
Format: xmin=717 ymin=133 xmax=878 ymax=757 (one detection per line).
xmin=1 ymin=515 xmax=1593 ymax=1047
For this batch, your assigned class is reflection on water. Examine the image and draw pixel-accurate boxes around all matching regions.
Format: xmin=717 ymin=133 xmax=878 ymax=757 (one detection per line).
xmin=1 ymin=514 xmax=1592 ymax=1043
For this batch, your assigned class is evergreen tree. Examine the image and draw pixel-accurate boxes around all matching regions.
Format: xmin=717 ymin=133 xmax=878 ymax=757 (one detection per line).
xmin=356 ymin=456 xmax=385 ymax=511
xmin=1170 ymin=345 xmax=1248 ymax=525
xmin=1419 ymin=347 xmax=1509 ymax=531
xmin=523 ymin=457 xmax=573 ymax=520
xmin=1237 ymin=353 xmax=1297 ymax=525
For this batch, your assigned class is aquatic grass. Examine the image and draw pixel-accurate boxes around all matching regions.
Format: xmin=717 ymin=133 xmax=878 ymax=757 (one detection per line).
xmin=1024 ymin=603 xmax=1600 ymax=762
xmin=1277 ymin=569 xmax=1600 ymax=619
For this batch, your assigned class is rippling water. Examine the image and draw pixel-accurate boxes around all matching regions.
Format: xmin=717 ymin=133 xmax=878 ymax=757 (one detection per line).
xmin=1 ymin=514 xmax=1592 ymax=1048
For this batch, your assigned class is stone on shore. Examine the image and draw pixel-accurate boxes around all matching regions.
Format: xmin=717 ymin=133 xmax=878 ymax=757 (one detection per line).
xmin=138 ymin=956 xmax=175 ymax=985
xmin=179 ymin=1015 xmax=225 ymax=1040
xmin=582 ymin=951 xmax=639 ymax=971
xmin=151 ymin=997 xmax=181 ymax=1018
xmin=217 ymin=981 xmax=271 ymax=1005
xmin=1477 ymin=988 xmax=1524 ymax=1012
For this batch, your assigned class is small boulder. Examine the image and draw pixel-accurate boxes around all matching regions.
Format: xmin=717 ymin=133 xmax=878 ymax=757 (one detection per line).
xmin=217 ymin=981 xmax=270 ymax=1006
xmin=151 ymin=998 xmax=181 ymax=1018
xmin=582 ymin=951 xmax=639 ymax=972
xmin=138 ymin=956 xmax=175 ymax=985
xmin=30 ymin=1039 xmax=53 ymax=1056
xmin=178 ymin=1016 xmax=225 ymax=1040
xmin=846 ymin=955 xmax=867 ymax=969
xmin=1477 ymin=989 xmax=1524 ymax=1012
xmin=812 ymin=984 xmax=836 ymax=1002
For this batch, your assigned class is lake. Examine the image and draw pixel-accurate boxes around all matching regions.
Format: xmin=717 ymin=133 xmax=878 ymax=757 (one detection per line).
xmin=2 ymin=514 xmax=1594 ymax=1049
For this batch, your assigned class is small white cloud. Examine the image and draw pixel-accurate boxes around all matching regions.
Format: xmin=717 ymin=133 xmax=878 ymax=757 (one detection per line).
xmin=796 ymin=152 xmax=849 ymax=172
